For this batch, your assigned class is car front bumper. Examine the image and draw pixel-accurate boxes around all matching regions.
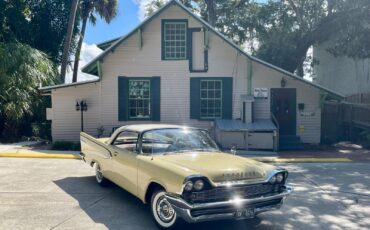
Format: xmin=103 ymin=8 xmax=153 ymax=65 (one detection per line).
xmin=165 ymin=185 xmax=293 ymax=223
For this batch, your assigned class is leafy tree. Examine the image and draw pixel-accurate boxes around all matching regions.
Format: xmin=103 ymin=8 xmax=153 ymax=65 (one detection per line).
xmin=0 ymin=0 xmax=81 ymax=65
xmin=0 ymin=42 xmax=57 ymax=136
xmin=255 ymin=0 xmax=370 ymax=76
xmin=0 ymin=0 xmax=76 ymax=138
xmin=72 ymin=0 xmax=118 ymax=82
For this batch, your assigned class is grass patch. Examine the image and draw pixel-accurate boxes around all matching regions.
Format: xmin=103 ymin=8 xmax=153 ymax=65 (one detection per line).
xmin=51 ymin=141 xmax=80 ymax=151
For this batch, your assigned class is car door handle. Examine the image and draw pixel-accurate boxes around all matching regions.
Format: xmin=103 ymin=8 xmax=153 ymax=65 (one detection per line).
xmin=113 ymin=151 xmax=118 ymax=156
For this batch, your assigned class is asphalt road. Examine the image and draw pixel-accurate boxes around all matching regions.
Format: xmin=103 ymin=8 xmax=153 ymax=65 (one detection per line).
xmin=0 ymin=158 xmax=369 ymax=230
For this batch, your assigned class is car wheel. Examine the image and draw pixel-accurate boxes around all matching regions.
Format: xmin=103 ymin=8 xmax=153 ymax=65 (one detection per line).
xmin=151 ymin=189 xmax=178 ymax=229
xmin=93 ymin=163 xmax=108 ymax=186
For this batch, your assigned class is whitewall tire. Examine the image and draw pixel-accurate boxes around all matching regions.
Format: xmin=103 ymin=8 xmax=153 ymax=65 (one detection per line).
xmin=93 ymin=163 xmax=108 ymax=186
xmin=151 ymin=190 xmax=178 ymax=229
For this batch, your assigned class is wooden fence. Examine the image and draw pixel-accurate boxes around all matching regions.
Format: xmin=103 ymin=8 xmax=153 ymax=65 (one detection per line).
xmin=345 ymin=92 xmax=370 ymax=104
xmin=322 ymin=100 xmax=370 ymax=143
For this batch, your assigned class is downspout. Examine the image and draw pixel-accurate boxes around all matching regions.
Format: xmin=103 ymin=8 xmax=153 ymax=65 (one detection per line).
xmin=246 ymin=58 xmax=253 ymax=150
xmin=97 ymin=61 xmax=103 ymax=134
xmin=247 ymin=58 xmax=253 ymax=95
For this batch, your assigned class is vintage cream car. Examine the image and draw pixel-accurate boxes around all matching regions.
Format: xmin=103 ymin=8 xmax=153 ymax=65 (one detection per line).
xmin=80 ymin=124 xmax=292 ymax=229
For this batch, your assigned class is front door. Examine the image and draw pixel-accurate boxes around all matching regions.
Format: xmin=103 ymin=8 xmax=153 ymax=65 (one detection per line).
xmin=271 ymin=88 xmax=296 ymax=135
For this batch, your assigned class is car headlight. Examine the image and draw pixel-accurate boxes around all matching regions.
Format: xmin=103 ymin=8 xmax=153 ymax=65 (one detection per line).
xmin=276 ymin=173 xmax=284 ymax=183
xmin=194 ymin=179 xmax=204 ymax=191
xmin=184 ymin=181 xmax=194 ymax=191
xmin=269 ymin=175 xmax=277 ymax=184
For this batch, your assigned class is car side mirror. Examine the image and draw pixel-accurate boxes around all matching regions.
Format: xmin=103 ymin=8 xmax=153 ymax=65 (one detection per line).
xmin=231 ymin=145 xmax=237 ymax=155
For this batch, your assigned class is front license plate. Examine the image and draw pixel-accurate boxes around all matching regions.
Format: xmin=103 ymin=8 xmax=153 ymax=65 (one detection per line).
xmin=235 ymin=209 xmax=255 ymax=219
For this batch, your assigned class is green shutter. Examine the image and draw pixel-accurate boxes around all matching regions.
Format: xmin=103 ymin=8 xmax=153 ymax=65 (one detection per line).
xmin=190 ymin=78 xmax=201 ymax=119
xmin=151 ymin=77 xmax=161 ymax=121
xmin=118 ymin=77 xmax=128 ymax=121
xmin=222 ymin=78 xmax=233 ymax=119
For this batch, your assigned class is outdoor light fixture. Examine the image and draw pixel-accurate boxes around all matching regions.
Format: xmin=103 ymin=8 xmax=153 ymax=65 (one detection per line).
xmin=281 ymin=77 xmax=287 ymax=88
xmin=76 ymin=100 xmax=88 ymax=131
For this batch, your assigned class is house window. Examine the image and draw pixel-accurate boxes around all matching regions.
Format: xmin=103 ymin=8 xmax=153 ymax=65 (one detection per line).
xmin=129 ymin=80 xmax=151 ymax=119
xmin=200 ymin=80 xmax=222 ymax=119
xmin=162 ymin=20 xmax=187 ymax=60
xmin=190 ymin=77 xmax=233 ymax=120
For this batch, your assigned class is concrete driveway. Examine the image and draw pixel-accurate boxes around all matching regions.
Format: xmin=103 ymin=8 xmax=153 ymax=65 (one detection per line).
xmin=0 ymin=158 xmax=369 ymax=230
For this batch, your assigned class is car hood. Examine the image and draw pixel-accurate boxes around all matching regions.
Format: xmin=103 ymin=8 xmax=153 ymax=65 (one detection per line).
xmin=154 ymin=152 xmax=275 ymax=183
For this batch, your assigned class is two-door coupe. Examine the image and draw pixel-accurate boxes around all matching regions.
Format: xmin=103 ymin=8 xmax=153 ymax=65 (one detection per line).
xmin=80 ymin=124 xmax=292 ymax=229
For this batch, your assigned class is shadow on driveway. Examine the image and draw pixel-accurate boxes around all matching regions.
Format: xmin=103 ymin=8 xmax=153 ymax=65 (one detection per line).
xmin=53 ymin=176 xmax=262 ymax=230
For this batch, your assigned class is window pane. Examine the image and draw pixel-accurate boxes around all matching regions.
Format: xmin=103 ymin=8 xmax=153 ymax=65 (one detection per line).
xmin=129 ymin=80 xmax=151 ymax=119
xmin=163 ymin=21 xmax=187 ymax=60
xmin=199 ymin=80 xmax=223 ymax=119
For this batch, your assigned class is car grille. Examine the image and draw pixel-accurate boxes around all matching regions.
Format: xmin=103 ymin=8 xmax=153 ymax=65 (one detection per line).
xmin=190 ymin=198 xmax=283 ymax=217
xmin=185 ymin=183 xmax=278 ymax=203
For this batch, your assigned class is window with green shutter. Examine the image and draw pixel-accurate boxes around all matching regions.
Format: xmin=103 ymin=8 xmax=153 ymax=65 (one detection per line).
xmin=200 ymin=80 xmax=222 ymax=119
xmin=118 ymin=77 xmax=161 ymax=121
xmin=190 ymin=77 xmax=233 ymax=120
xmin=128 ymin=80 xmax=151 ymax=119
xmin=162 ymin=20 xmax=187 ymax=60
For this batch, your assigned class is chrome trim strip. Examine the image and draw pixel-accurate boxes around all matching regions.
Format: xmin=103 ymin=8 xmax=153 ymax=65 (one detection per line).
xmin=167 ymin=186 xmax=292 ymax=210
xmin=178 ymin=169 xmax=288 ymax=194
xmin=165 ymin=186 xmax=292 ymax=223
xmin=213 ymin=169 xmax=288 ymax=187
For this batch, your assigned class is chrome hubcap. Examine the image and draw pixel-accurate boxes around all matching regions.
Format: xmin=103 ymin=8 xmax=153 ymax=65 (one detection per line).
xmin=95 ymin=165 xmax=103 ymax=182
xmin=156 ymin=196 xmax=175 ymax=223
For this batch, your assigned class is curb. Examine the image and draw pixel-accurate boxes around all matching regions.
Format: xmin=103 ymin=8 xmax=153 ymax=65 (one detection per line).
xmin=251 ymin=157 xmax=352 ymax=163
xmin=0 ymin=152 xmax=81 ymax=159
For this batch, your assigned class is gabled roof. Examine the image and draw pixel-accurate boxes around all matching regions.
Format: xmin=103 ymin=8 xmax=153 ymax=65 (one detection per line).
xmin=51 ymin=0 xmax=343 ymax=98
xmin=97 ymin=37 xmax=120 ymax=50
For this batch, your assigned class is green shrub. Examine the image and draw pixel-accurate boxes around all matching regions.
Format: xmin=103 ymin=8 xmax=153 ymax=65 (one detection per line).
xmin=31 ymin=122 xmax=51 ymax=140
xmin=51 ymin=141 xmax=80 ymax=151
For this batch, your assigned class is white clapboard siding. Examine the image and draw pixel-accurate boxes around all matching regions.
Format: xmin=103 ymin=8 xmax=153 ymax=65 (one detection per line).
xmin=252 ymin=62 xmax=321 ymax=143
xmin=51 ymin=83 xmax=100 ymax=141
xmin=99 ymin=4 xmax=248 ymax=132
xmin=49 ymin=3 xmax=322 ymax=144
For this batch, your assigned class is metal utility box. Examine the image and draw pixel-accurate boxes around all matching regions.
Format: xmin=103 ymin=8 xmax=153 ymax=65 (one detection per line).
xmin=214 ymin=119 xmax=277 ymax=151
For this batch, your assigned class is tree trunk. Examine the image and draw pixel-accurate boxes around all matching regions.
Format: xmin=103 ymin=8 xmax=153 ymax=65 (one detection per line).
xmin=72 ymin=16 xmax=88 ymax=83
xmin=205 ymin=0 xmax=216 ymax=26
xmin=60 ymin=0 xmax=79 ymax=83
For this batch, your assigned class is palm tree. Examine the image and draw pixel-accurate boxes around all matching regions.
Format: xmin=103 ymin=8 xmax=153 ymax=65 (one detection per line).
xmin=0 ymin=42 xmax=56 ymax=136
xmin=60 ymin=0 xmax=79 ymax=83
xmin=72 ymin=0 xmax=118 ymax=82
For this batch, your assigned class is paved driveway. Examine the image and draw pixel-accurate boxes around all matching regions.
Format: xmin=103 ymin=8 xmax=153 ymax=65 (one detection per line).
xmin=0 ymin=158 xmax=369 ymax=230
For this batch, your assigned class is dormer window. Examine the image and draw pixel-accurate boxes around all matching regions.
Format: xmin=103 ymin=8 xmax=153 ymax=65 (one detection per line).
xmin=162 ymin=19 xmax=187 ymax=60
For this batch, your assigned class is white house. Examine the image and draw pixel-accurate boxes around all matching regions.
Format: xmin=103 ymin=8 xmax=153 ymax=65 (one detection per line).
xmin=40 ymin=0 xmax=342 ymax=150
xmin=313 ymin=40 xmax=370 ymax=96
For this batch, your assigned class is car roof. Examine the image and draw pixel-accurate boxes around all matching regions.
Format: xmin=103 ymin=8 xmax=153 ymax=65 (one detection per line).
xmin=117 ymin=124 xmax=199 ymax=133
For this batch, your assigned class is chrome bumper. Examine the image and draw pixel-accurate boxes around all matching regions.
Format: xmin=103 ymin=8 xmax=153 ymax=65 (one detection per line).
xmin=165 ymin=185 xmax=293 ymax=223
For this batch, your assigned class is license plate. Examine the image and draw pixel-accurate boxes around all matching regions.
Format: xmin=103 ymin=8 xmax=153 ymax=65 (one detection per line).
xmin=235 ymin=208 xmax=255 ymax=219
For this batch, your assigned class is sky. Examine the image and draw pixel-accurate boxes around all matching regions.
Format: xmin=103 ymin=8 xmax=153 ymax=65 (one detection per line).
xmin=66 ymin=0 xmax=148 ymax=82
xmin=84 ymin=0 xmax=142 ymax=45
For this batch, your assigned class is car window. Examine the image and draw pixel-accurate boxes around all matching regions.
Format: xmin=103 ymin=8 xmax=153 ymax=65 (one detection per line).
xmin=112 ymin=131 xmax=139 ymax=152
xmin=141 ymin=128 xmax=219 ymax=155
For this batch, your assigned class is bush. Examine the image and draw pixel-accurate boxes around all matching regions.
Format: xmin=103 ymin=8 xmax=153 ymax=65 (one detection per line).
xmin=51 ymin=141 xmax=80 ymax=151
xmin=31 ymin=122 xmax=51 ymax=140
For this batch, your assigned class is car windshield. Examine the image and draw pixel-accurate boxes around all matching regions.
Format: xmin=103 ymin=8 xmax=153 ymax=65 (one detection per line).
xmin=141 ymin=128 xmax=220 ymax=155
